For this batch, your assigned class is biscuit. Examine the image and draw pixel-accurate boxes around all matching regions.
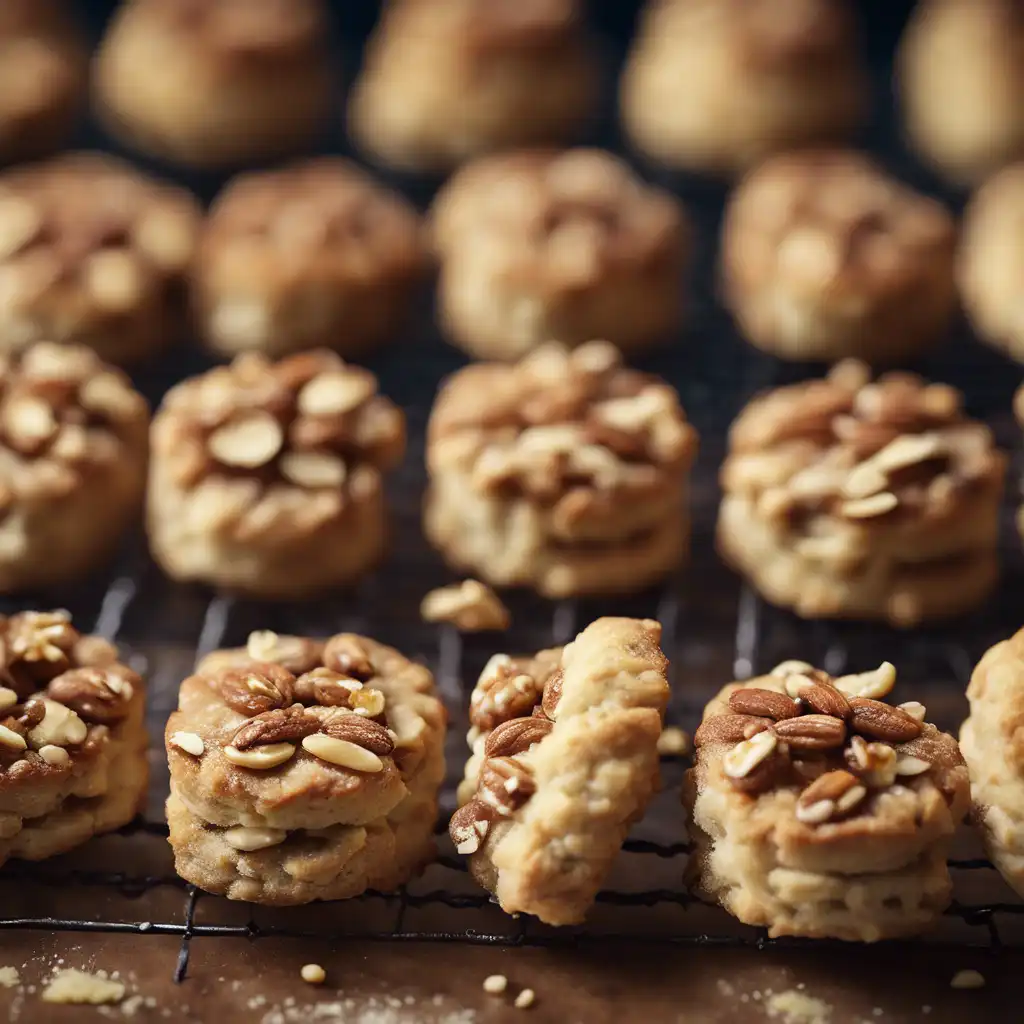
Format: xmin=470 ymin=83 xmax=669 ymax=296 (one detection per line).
xmin=147 ymin=350 xmax=405 ymax=598
xmin=687 ymin=660 xmax=970 ymax=941
xmin=166 ymin=630 xmax=446 ymax=905
xmin=450 ymin=617 xmax=669 ymax=926
xmin=425 ymin=340 xmax=698 ymax=598
xmin=431 ymin=149 xmax=690 ymax=360
xmin=717 ymin=360 xmax=1005 ymax=626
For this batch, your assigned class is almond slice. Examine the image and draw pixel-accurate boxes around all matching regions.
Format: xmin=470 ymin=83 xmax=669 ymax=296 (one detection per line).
xmin=208 ymin=411 xmax=284 ymax=469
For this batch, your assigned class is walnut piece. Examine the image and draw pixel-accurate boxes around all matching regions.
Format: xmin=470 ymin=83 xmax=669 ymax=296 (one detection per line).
xmin=420 ymin=579 xmax=511 ymax=632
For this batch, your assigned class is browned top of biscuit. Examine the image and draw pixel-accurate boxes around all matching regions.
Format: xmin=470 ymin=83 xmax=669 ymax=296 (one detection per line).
xmin=0 ymin=609 xmax=142 ymax=805
xmin=153 ymin=350 xmax=405 ymax=506
xmin=0 ymin=153 xmax=201 ymax=320
xmin=694 ymin=660 xmax=968 ymax=855
xmin=0 ymin=341 xmax=148 ymax=504
xmin=428 ymin=341 xmax=697 ymax=513
xmin=431 ymin=149 xmax=686 ymax=292
xmin=723 ymin=150 xmax=954 ymax=298
xmin=722 ymin=359 xmax=1003 ymax=529
xmin=199 ymin=159 xmax=425 ymax=290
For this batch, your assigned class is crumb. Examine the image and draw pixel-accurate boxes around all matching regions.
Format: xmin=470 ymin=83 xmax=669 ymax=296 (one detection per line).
xmin=482 ymin=975 xmax=507 ymax=995
xmin=514 ymin=989 xmax=535 ymax=1010
xmin=248 ymin=995 xmax=268 ymax=1009
xmin=42 ymin=969 xmax=125 ymax=1006
xmin=872 ymin=1010 xmax=883 ymax=1018
xmin=717 ymin=979 xmax=735 ymax=997
xmin=300 ymin=964 xmax=326 ymax=986
xmin=950 ymin=970 xmax=985 ymax=990
xmin=0 ymin=967 xmax=19 ymax=988
xmin=657 ymin=726 xmax=690 ymax=756
xmin=120 ymin=994 xmax=145 ymax=1017
xmin=420 ymin=580 xmax=511 ymax=632
xmin=766 ymin=989 xmax=832 ymax=1024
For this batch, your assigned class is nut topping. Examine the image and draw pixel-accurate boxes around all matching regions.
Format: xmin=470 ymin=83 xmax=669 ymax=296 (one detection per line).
xmin=231 ymin=705 xmax=320 ymax=750
xmin=694 ymin=714 xmax=770 ymax=747
xmin=349 ymin=687 xmax=386 ymax=718
xmin=484 ymin=716 xmax=553 ymax=758
xmin=170 ymin=731 xmax=205 ymax=757
xmin=208 ymin=411 xmax=285 ymax=469
xmin=727 ymin=687 xmax=801 ymax=721
xmin=301 ymin=733 xmax=384 ymax=772
xmin=479 ymin=756 xmax=535 ymax=815
xmin=848 ymin=697 xmax=922 ymax=743
xmin=222 ymin=825 xmax=287 ymax=852
xmin=898 ymin=701 xmax=927 ymax=723
xmin=770 ymin=660 xmax=817 ymax=677
xmin=224 ymin=741 xmax=296 ymax=769
xmin=833 ymin=662 xmax=897 ymax=700
xmin=0 ymin=723 xmax=26 ymax=751
xmin=895 ymin=755 xmax=931 ymax=777
xmin=541 ymin=670 xmax=563 ymax=720
xmin=844 ymin=735 xmax=898 ymax=788
xmin=26 ymin=699 xmax=87 ymax=749
xmin=293 ymin=668 xmax=359 ymax=707
xmin=774 ymin=714 xmax=847 ymax=752
xmin=785 ymin=676 xmax=851 ymax=719
xmin=723 ymin=729 xmax=784 ymax=792
xmin=319 ymin=713 xmax=395 ymax=756
xmin=470 ymin=655 xmax=543 ymax=731
xmin=322 ymin=634 xmax=375 ymax=680
xmin=795 ymin=770 xmax=867 ymax=824
xmin=46 ymin=667 xmax=137 ymax=724
xmin=219 ymin=665 xmax=296 ymax=717
xmin=420 ymin=579 xmax=511 ymax=632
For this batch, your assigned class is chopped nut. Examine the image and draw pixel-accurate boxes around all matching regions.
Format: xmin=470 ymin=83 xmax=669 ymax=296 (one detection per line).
xmin=770 ymin=660 xmax=817 ymax=677
xmin=479 ymin=756 xmax=535 ymax=815
xmin=208 ymin=411 xmax=284 ymax=469
xmin=724 ymin=729 xmax=778 ymax=780
xmin=895 ymin=755 xmax=931 ymax=776
xmin=694 ymin=714 xmax=770 ymax=747
xmin=795 ymin=769 xmax=867 ymax=825
xmin=482 ymin=974 xmax=508 ymax=995
xmin=349 ymin=687 xmax=385 ymax=717
xmin=46 ymin=667 xmax=137 ymax=724
xmin=514 ymin=989 xmax=536 ymax=1010
xmin=833 ymin=662 xmax=897 ymax=700
xmin=785 ymin=676 xmax=851 ymax=719
xmin=2 ymin=395 xmax=57 ymax=454
xmin=300 ymin=964 xmax=326 ymax=986
xmin=169 ymin=731 xmax=205 ymax=757
xmin=279 ymin=451 xmax=347 ymax=489
xmin=322 ymin=634 xmax=375 ymax=679
xmin=840 ymin=491 xmax=899 ymax=519
xmin=450 ymin=801 xmax=492 ymax=855
xmin=0 ymin=688 xmax=17 ymax=712
xmin=38 ymin=744 xmax=70 ymax=766
xmin=222 ymin=825 xmax=287 ymax=851
xmin=26 ymin=699 xmax=87 ymax=749
xmin=470 ymin=656 xmax=543 ymax=731
xmin=845 ymin=735 xmax=898 ymax=787
xmin=898 ymin=701 xmax=927 ymax=722
xmin=0 ymin=723 xmax=26 ymax=751
xmin=950 ymin=970 xmax=985 ymax=990
xmin=223 ymin=741 xmax=296 ymax=769
xmin=657 ymin=726 xmax=689 ymax=756
xmin=297 ymin=370 xmax=375 ymax=417
xmin=301 ymin=733 xmax=385 ymax=772
xmin=420 ymin=580 xmax=511 ymax=632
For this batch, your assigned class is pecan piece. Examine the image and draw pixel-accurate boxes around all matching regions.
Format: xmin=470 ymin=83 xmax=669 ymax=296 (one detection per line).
xmin=470 ymin=657 xmax=543 ymax=731
xmin=231 ymin=705 xmax=320 ymax=750
xmin=727 ymin=687 xmax=801 ymax=721
xmin=219 ymin=664 xmax=296 ymax=717
xmin=484 ymin=716 xmax=553 ymax=758
xmin=450 ymin=799 xmax=495 ymax=855
xmin=844 ymin=735 xmax=898 ymax=787
xmin=322 ymin=635 xmax=374 ymax=680
xmin=293 ymin=667 xmax=357 ymax=707
xmin=784 ymin=675 xmax=852 ymax=719
xmin=693 ymin=714 xmax=770 ymax=747
xmin=848 ymin=698 xmax=922 ymax=743
xmin=46 ymin=667 xmax=137 ymax=724
xmin=541 ymin=669 xmax=563 ymax=720
xmin=795 ymin=770 xmax=867 ymax=825
xmin=723 ymin=730 xmax=789 ymax=794
xmin=319 ymin=712 xmax=395 ymax=756
xmin=774 ymin=714 xmax=847 ymax=752
xmin=479 ymin=756 xmax=535 ymax=816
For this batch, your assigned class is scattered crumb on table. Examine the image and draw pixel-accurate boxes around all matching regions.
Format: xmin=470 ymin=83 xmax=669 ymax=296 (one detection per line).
xmin=482 ymin=974 xmax=507 ymax=995
xmin=950 ymin=970 xmax=985 ymax=990
xmin=765 ymin=989 xmax=832 ymax=1024
xmin=0 ymin=967 xmax=19 ymax=989
xmin=42 ymin=969 xmax=125 ymax=1006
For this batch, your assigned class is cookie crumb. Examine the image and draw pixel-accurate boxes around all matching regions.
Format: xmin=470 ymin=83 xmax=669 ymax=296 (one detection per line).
xmin=42 ymin=969 xmax=125 ymax=1005
xmin=514 ymin=989 xmax=536 ymax=1010
xmin=766 ymin=989 xmax=832 ymax=1024
xmin=950 ymin=970 xmax=985 ymax=990
xmin=421 ymin=580 xmax=511 ymax=632
xmin=0 ymin=967 xmax=19 ymax=988
xmin=482 ymin=974 xmax=507 ymax=995
xmin=657 ymin=726 xmax=690 ymax=756
xmin=300 ymin=964 xmax=326 ymax=985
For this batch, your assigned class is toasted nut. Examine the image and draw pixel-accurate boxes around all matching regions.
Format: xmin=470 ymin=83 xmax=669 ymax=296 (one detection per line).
xmin=895 ymin=755 xmax=931 ymax=776
xmin=833 ymin=662 xmax=897 ymax=700
xmin=785 ymin=677 xmax=852 ymax=719
xmin=297 ymin=370 xmax=375 ymax=417
xmin=322 ymin=635 xmax=374 ymax=680
xmin=841 ymin=461 xmax=888 ymax=500
xmin=450 ymin=800 xmax=493 ymax=855
xmin=46 ymin=667 xmax=137 ymax=724
xmin=541 ymin=670 xmax=563 ymax=720
xmin=420 ymin=580 xmax=511 ymax=632
xmin=301 ymin=732 xmax=384 ymax=772
xmin=169 ymin=731 xmax=205 ymax=757
xmin=845 ymin=735 xmax=897 ymax=787
xmin=319 ymin=713 xmax=395 ymax=756
xmin=208 ymin=411 xmax=284 ymax=469
xmin=79 ymin=373 xmax=145 ymax=423
xmin=231 ymin=705 xmax=319 ymax=750
xmin=86 ymin=249 xmax=143 ymax=312
xmin=2 ymin=395 xmax=57 ymax=454
xmin=724 ymin=729 xmax=778 ymax=780
xmin=484 ymin=717 xmax=553 ymax=758
xmin=483 ymin=975 xmax=508 ymax=995
xmin=471 ymin=656 xmax=543 ymax=731
xmin=898 ymin=701 xmax=927 ymax=722
xmin=728 ymin=687 xmax=801 ymax=721
xmin=223 ymin=741 xmax=296 ymax=769
xmin=279 ymin=451 xmax=347 ymax=489
xmin=0 ymin=196 xmax=41 ymax=259
xmin=349 ymin=687 xmax=385 ymax=717
xmin=770 ymin=660 xmax=817 ymax=678
xmin=133 ymin=206 xmax=196 ymax=272
xmin=245 ymin=631 xmax=322 ymax=674
xmin=293 ymin=667 xmax=357 ymax=707
xmin=840 ymin=492 xmax=899 ymax=519
xmin=795 ymin=769 xmax=867 ymax=825
xmin=38 ymin=744 xmax=69 ymax=766
xmin=219 ymin=665 xmax=296 ymax=717
xmin=222 ymin=825 xmax=287 ymax=851
xmin=0 ymin=723 xmax=26 ymax=751
xmin=774 ymin=714 xmax=847 ymax=752
xmin=514 ymin=989 xmax=536 ymax=1010
xmin=694 ymin=714 xmax=770 ymax=747
xmin=0 ymin=687 xmax=18 ymax=712
xmin=300 ymin=964 xmax=326 ymax=986
xmin=26 ymin=699 xmax=87 ymax=748
xmin=848 ymin=697 xmax=922 ymax=743
xmin=479 ymin=755 xmax=535 ymax=815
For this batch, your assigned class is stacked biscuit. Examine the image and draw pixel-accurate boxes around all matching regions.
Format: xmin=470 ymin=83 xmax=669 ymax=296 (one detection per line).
xmin=0 ymin=610 xmax=147 ymax=866
xmin=166 ymin=630 xmax=446 ymax=905
xmin=718 ymin=360 xmax=1005 ymax=626
xmin=425 ymin=340 xmax=698 ymax=598
xmin=687 ymin=660 xmax=970 ymax=941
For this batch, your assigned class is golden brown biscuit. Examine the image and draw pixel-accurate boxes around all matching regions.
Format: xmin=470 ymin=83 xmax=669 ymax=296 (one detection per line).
xmin=93 ymin=0 xmax=333 ymax=170
xmin=687 ymin=660 xmax=970 ymax=941
xmin=431 ymin=149 xmax=690 ymax=360
xmin=717 ymin=361 xmax=1005 ymax=626
xmin=166 ymin=629 xmax=446 ymax=905
xmin=147 ymin=350 xmax=405 ymax=598
xmin=425 ymin=340 xmax=698 ymax=598
xmin=721 ymin=150 xmax=957 ymax=363
xmin=450 ymin=617 xmax=669 ymax=926
xmin=348 ymin=0 xmax=598 ymax=173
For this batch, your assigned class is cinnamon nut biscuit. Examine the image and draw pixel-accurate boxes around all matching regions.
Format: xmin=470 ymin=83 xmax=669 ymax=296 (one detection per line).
xmin=348 ymin=0 xmax=598 ymax=173
xmin=961 ymin=627 xmax=1024 ymax=898
xmin=147 ymin=350 xmax=405 ymax=598
xmin=425 ymin=341 xmax=698 ymax=598
xmin=717 ymin=360 xmax=1005 ymax=626
xmin=195 ymin=160 xmax=426 ymax=360
xmin=430 ymin=149 xmax=691 ymax=360
xmin=621 ymin=0 xmax=865 ymax=176
xmin=166 ymin=630 xmax=446 ymax=904
xmin=898 ymin=0 xmax=1024 ymax=186
xmin=0 ymin=342 xmax=149 ymax=593
xmin=450 ymin=617 xmax=670 ymax=926
xmin=0 ymin=610 xmax=148 ymax=866
xmin=960 ymin=165 xmax=1024 ymax=364
xmin=0 ymin=153 xmax=201 ymax=365
xmin=686 ymin=660 xmax=970 ymax=941
xmin=721 ymin=150 xmax=957 ymax=363
xmin=93 ymin=0 xmax=333 ymax=170
xmin=0 ymin=1 xmax=86 ymax=163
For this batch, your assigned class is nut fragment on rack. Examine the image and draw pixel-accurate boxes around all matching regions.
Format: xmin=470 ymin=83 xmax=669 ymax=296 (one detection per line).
xmin=420 ymin=580 xmax=511 ymax=632
xmin=720 ymin=150 xmax=956 ymax=363
xmin=300 ymin=964 xmax=326 ymax=985
xmin=195 ymin=159 xmax=426 ymax=360
xmin=94 ymin=0 xmax=333 ymax=170
xmin=430 ymin=148 xmax=691 ymax=360
xmin=718 ymin=361 xmax=1005 ymax=627
xmin=348 ymin=0 xmax=598 ymax=172
xmin=0 ymin=152 xmax=201 ymax=363
xmin=165 ymin=629 xmax=447 ymax=905
xmin=426 ymin=341 xmax=698 ymax=598
xmin=687 ymin=659 xmax=970 ymax=941
xmin=147 ymin=350 xmax=406 ymax=598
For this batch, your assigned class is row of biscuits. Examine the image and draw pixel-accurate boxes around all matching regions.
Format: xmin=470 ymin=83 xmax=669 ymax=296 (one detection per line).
xmin=13 ymin=0 xmax=1024 ymax=187
xmin=9 ymin=605 xmax=1024 ymax=944
xmin=0 ymin=336 xmax=1011 ymax=622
